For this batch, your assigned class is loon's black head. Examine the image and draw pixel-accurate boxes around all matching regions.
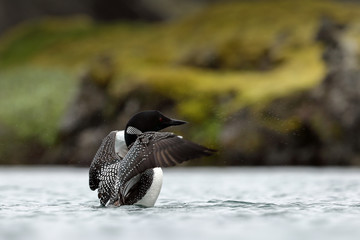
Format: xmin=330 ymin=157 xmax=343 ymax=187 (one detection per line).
xmin=125 ymin=110 xmax=187 ymax=147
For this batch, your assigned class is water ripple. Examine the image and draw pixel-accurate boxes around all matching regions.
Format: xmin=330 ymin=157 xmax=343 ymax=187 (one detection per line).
xmin=1 ymin=167 xmax=360 ymax=240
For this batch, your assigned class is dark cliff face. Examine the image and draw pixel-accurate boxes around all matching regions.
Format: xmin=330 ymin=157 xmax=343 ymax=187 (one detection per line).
xmin=220 ymin=18 xmax=360 ymax=166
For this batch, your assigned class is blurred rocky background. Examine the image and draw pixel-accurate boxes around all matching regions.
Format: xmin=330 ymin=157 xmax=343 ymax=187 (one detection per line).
xmin=1 ymin=0 xmax=360 ymax=166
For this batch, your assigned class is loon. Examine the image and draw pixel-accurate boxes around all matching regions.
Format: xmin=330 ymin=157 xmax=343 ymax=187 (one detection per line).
xmin=89 ymin=110 xmax=216 ymax=207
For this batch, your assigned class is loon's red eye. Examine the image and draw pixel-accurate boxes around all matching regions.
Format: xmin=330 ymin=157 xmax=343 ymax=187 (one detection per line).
xmin=159 ymin=117 xmax=163 ymax=122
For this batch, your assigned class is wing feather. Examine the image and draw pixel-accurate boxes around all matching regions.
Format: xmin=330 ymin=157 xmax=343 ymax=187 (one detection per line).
xmin=89 ymin=131 xmax=122 ymax=206
xmin=118 ymin=132 xmax=216 ymax=196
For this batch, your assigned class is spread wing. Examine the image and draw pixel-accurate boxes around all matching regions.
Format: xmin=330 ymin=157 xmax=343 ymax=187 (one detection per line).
xmin=118 ymin=131 xmax=216 ymax=197
xmin=89 ymin=131 xmax=122 ymax=205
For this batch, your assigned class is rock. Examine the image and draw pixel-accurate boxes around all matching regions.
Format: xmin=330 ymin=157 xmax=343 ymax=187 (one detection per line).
xmin=53 ymin=58 xmax=177 ymax=165
xmin=58 ymin=56 xmax=114 ymax=141
xmin=313 ymin=17 xmax=360 ymax=163
xmin=54 ymin=55 xmax=116 ymax=164
xmin=314 ymin=17 xmax=360 ymax=129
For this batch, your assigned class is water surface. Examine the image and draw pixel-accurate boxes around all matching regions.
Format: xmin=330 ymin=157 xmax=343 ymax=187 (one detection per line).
xmin=1 ymin=167 xmax=360 ymax=240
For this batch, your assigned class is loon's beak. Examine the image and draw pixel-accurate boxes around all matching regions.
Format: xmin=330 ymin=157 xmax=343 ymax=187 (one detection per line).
xmin=159 ymin=113 xmax=187 ymax=130
xmin=168 ymin=118 xmax=187 ymax=126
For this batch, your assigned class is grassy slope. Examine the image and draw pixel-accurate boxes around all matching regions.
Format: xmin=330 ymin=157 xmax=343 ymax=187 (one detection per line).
xmin=0 ymin=0 xmax=360 ymax=150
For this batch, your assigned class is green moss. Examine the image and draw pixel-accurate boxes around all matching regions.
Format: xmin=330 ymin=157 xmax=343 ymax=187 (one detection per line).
xmin=0 ymin=66 xmax=76 ymax=145
xmin=0 ymin=17 xmax=98 ymax=67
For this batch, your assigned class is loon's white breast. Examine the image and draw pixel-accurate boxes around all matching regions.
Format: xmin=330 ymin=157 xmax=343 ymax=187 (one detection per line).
xmin=114 ymin=130 xmax=163 ymax=207
xmin=135 ymin=167 xmax=163 ymax=207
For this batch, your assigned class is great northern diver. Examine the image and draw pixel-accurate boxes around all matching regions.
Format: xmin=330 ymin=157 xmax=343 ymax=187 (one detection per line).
xmin=89 ymin=110 xmax=216 ymax=207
